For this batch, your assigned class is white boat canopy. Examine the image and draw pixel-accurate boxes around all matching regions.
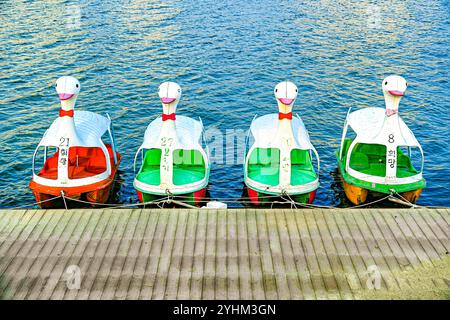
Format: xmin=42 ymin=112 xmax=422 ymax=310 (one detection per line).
xmin=39 ymin=111 xmax=111 ymax=148
xmin=339 ymin=107 xmax=424 ymax=185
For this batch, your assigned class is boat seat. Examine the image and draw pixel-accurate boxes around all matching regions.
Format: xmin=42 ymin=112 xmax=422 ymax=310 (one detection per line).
xmin=248 ymin=148 xmax=280 ymax=186
xmin=37 ymin=145 xmax=113 ymax=180
xmin=349 ymin=152 xmax=370 ymax=170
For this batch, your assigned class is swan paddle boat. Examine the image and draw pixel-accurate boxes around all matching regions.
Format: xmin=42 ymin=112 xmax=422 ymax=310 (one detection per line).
xmin=133 ymin=82 xmax=210 ymax=205
xmin=336 ymin=75 xmax=426 ymax=205
xmin=244 ymin=81 xmax=320 ymax=205
xmin=29 ymin=76 xmax=121 ymax=208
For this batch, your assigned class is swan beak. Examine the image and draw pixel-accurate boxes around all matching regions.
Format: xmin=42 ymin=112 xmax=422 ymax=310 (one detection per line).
xmin=388 ymin=90 xmax=404 ymax=97
xmin=278 ymin=98 xmax=294 ymax=105
xmin=161 ymin=97 xmax=176 ymax=104
xmin=58 ymin=93 xmax=75 ymax=101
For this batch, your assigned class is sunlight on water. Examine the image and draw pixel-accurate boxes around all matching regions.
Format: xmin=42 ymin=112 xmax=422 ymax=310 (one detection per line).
xmin=0 ymin=0 xmax=448 ymax=207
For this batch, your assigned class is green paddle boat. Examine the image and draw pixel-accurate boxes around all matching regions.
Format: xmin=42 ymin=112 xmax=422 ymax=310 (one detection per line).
xmin=133 ymin=82 xmax=210 ymax=205
xmin=244 ymin=81 xmax=320 ymax=205
xmin=336 ymin=75 xmax=426 ymax=205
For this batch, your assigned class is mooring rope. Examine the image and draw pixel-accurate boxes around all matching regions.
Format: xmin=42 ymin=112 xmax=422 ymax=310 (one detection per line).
xmin=5 ymin=188 xmax=431 ymax=210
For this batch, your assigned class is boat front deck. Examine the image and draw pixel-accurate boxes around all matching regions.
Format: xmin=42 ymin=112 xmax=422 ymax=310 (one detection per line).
xmin=0 ymin=208 xmax=448 ymax=300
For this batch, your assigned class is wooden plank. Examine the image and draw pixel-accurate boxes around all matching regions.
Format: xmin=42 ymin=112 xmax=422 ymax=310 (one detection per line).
xmin=22 ymin=209 xmax=85 ymax=300
xmin=370 ymin=210 xmax=416 ymax=268
xmin=190 ymin=209 xmax=207 ymax=299
xmin=138 ymin=210 xmax=170 ymax=299
xmin=360 ymin=209 xmax=409 ymax=290
xmin=126 ymin=210 xmax=160 ymax=300
xmin=50 ymin=209 xmax=106 ymax=299
xmin=0 ymin=210 xmax=27 ymax=239
xmin=78 ymin=209 xmax=130 ymax=299
xmin=38 ymin=209 xmax=97 ymax=299
xmin=331 ymin=210 xmax=369 ymax=290
xmin=176 ymin=210 xmax=198 ymax=299
xmin=385 ymin=211 xmax=433 ymax=263
xmin=322 ymin=209 xmax=362 ymax=292
xmin=398 ymin=211 xmax=441 ymax=262
xmin=151 ymin=209 xmax=181 ymax=299
xmin=284 ymin=210 xmax=316 ymax=299
xmin=62 ymin=209 xmax=117 ymax=300
xmin=417 ymin=210 xmax=450 ymax=253
xmin=294 ymin=210 xmax=328 ymax=299
xmin=236 ymin=209 xmax=252 ymax=300
xmin=100 ymin=209 xmax=142 ymax=299
xmin=381 ymin=210 xmax=428 ymax=265
xmin=428 ymin=210 xmax=450 ymax=240
xmin=0 ymin=210 xmax=60 ymax=299
xmin=245 ymin=209 xmax=265 ymax=300
xmin=304 ymin=210 xmax=341 ymax=299
xmin=0 ymin=209 xmax=40 ymax=264
xmin=215 ymin=209 xmax=227 ymax=299
xmin=351 ymin=210 xmax=404 ymax=290
xmin=202 ymin=209 xmax=217 ymax=299
xmin=256 ymin=210 xmax=278 ymax=299
xmin=265 ymin=210 xmax=291 ymax=299
xmin=163 ymin=210 xmax=189 ymax=299
xmin=274 ymin=210 xmax=302 ymax=299
xmin=315 ymin=210 xmax=353 ymax=299
xmin=113 ymin=209 xmax=150 ymax=299
xmin=226 ymin=209 xmax=240 ymax=300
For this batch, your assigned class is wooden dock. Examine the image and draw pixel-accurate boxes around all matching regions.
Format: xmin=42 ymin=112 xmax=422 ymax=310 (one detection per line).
xmin=0 ymin=208 xmax=448 ymax=300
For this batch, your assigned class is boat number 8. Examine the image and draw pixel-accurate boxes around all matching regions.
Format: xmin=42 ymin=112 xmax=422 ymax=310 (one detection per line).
xmin=388 ymin=134 xmax=394 ymax=143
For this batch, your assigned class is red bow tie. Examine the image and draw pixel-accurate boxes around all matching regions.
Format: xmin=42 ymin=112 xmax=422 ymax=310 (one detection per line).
xmin=59 ymin=109 xmax=74 ymax=117
xmin=278 ymin=112 xmax=292 ymax=120
xmin=162 ymin=113 xmax=176 ymax=121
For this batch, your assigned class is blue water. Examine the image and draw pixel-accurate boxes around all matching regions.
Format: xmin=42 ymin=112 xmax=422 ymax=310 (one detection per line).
xmin=0 ymin=0 xmax=449 ymax=208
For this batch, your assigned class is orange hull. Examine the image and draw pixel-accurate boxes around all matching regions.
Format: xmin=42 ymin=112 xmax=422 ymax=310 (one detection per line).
xmin=341 ymin=178 xmax=368 ymax=205
xmin=399 ymin=189 xmax=422 ymax=204
xmin=339 ymin=170 xmax=422 ymax=206
xmin=29 ymin=145 xmax=121 ymax=208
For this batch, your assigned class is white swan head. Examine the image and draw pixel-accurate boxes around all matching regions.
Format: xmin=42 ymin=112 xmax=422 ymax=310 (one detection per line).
xmin=274 ymin=81 xmax=298 ymax=113
xmin=382 ymin=75 xmax=407 ymax=97
xmin=382 ymin=75 xmax=407 ymax=115
xmin=158 ymin=81 xmax=182 ymax=115
xmin=55 ymin=76 xmax=80 ymax=110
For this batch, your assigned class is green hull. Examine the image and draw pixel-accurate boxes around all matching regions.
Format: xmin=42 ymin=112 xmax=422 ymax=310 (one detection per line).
xmin=336 ymin=139 xmax=426 ymax=194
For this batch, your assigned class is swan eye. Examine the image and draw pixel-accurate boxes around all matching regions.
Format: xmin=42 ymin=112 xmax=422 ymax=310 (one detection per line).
xmin=55 ymin=83 xmax=57 ymax=87
xmin=275 ymin=89 xmax=278 ymax=93
xmin=76 ymin=84 xmax=79 ymax=88
xmin=295 ymin=89 xmax=298 ymax=92
xmin=406 ymin=82 xmax=408 ymax=87
xmin=385 ymin=81 xmax=388 ymax=85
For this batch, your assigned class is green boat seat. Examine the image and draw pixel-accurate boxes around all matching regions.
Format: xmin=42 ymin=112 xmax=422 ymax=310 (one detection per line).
xmin=136 ymin=148 xmax=206 ymax=186
xmin=290 ymin=149 xmax=317 ymax=185
xmin=247 ymin=148 xmax=280 ymax=186
xmin=349 ymin=152 xmax=370 ymax=171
